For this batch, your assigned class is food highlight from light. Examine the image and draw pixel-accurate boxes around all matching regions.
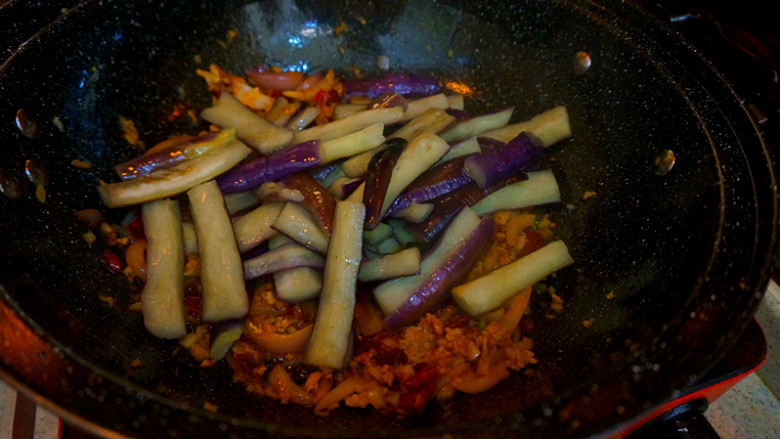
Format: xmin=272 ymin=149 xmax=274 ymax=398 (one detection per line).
xmin=95 ymin=63 xmax=574 ymax=415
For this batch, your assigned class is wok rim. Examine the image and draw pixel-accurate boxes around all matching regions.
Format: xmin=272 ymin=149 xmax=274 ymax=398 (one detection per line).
xmin=0 ymin=0 xmax=777 ymax=437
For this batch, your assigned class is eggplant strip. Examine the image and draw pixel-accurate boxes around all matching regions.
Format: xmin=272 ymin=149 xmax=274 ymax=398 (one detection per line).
xmin=233 ymin=202 xmax=283 ymax=253
xmin=200 ymin=91 xmax=294 ymax=154
xmin=481 ymin=105 xmax=571 ymax=147
xmin=358 ymin=247 xmax=421 ymax=282
xmin=216 ymin=140 xmax=321 ymax=194
xmin=471 ymin=170 xmax=561 ymax=215
xmin=304 ymin=200 xmax=365 ymax=369
xmin=140 ymin=198 xmax=186 ymax=339
xmin=382 ymin=214 xmax=493 ymax=328
xmin=363 ymin=139 xmax=406 ymax=229
xmin=318 ymin=122 xmax=385 ymax=163
xmin=272 ymin=202 xmax=330 ymax=254
xmin=187 ymin=180 xmax=249 ymax=322
xmin=373 ymin=207 xmax=483 ymax=316
xmin=439 ymin=106 xmax=514 ymax=144
xmin=398 ymin=93 xmax=449 ymax=122
xmin=281 ymin=172 xmax=336 ymax=235
xmin=98 ymin=139 xmax=251 ymax=208
xmin=378 ymin=132 xmax=451 ymax=219
xmin=293 ymin=106 xmax=403 ymax=144
xmin=268 ymin=235 xmax=323 ymax=302
xmin=243 ymin=243 xmax=325 ymax=279
xmin=452 ymin=240 xmax=574 ymax=316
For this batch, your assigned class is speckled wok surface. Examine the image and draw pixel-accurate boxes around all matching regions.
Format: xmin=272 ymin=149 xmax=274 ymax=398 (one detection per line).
xmin=0 ymin=0 xmax=776 ymax=437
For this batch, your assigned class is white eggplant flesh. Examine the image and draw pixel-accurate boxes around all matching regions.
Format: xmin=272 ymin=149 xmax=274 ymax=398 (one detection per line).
xmin=451 ymin=240 xmax=574 ymax=316
xmin=390 ymin=202 xmax=433 ymax=223
xmin=439 ymin=106 xmax=514 ymax=144
xmin=328 ymin=176 xmax=363 ymax=200
xmin=224 ymin=190 xmax=261 ymax=215
xmin=387 ymin=218 xmax=418 ymax=246
xmin=181 ymin=222 xmax=199 ymax=254
xmin=209 ymin=319 xmax=244 ymax=360
xmin=141 ymin=198 xmax=186 ymax=339
xmin=293 ymin=106 xmax=403 ymax=144
xmin=363 ymin=221 xmax=394 ymax=245
xmin=339 ymin=106 xmax=452 ymax=178
xmin=286 ymin=106 xmax=320 ymax=131
xmin=200 ymin=92 xmax=294 ymax=155
xmin=447 ymin=94 xmax=465 ymax=110
xmin=304 ymin=200 xmax=365 ymax=369
xmin=187 ymin=181 xmax=249 ymax=322
xmin=379 ymin=132 xmax=450 ymax=218
xmin=358 ymin=247 xmax=421 ymax=282
xmin=98 ymin=139 xmax=250 ymax=208
xmin=342 ymin=146 xmax=384 ymax=178
xmin=388 ymin=108 xmax=456 ymax=141
xmin=243 ymin=243 xmax=325 ymax=279
xmin=399 ymin=93 xmax=449 ymax=122
xmin=481 ymin=105 xmax=572 ymax=147
xmin=266 ymin=97 xmax=300 ymax=126
xmin=333 ymin=103 xmax=368 ymax=120
xmin=371 ymin=236 xmax=402 ymax=255
xmin=274 ymin=267 xmax=323 ymax=303
xmin=438 ymin=137 xmax=481 ymax=164
xmin=472 ymin=170 xmax=561 ymax=216
xmin=232 ymin=202 xmax=283 ymax=253
xmin=339 ymin=106 xmax=453 ymax=179
xmin=318 ymin=122 xmax=385 ymax=163
xmin=268 ymin=235 xmax=323 ymax=302
xmin=373 ymin=207 xmax=482 ymax=315
xmin=272 ymin=202 xmax=330 ymax=254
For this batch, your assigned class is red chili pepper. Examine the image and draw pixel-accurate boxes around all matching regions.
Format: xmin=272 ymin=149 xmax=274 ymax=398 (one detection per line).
xmin=517 ymin=230 xmax=543 ymax=258
xmin=183 ymin=296 xmax=201 ymax=317
xmin=519 ymin=318 xmax=534 ymax=334
xmin=448 ymin=314 xmax=471 ymax=328
xmin=127 ymin=216 xmax=145 ymax=240
xmin=403 ymin=363 xmax=439 ymax=391
xmin=183 ymin=281 xmax=202 ymax=318
xmin=314 ymin=89 xmax=339 ymax=105
xmin=102 ymin=249 xmax=122 ymax=272
xmin=397 ymin=380 xmax=437 ymax=414
xmin=355 ymin=333 xmax=403 ymax=364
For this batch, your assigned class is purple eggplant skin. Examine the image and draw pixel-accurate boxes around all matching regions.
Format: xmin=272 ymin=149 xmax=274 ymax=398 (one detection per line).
xmin=369 ymin=92 xmax=407 ymax=110
xmin=341 ymin=73 xmax=440 ymax=98
xmin=408 ymin=173 xmax=528 ymax=243
xmin=333 ymin=177 xmax=365 ymax=199
xmin=385 ymin=154 xmax=476 ymax=216
xmin=475 ymin=136 xmax=506 ymax=153
xmin=383 ymin=216 xmax=494 ymax=329
xmin=114 ymin=132 xmax=221 ymax=180
xmin=281 ymin=172 xmax=336 ymax=236
xmin=308 ymin=162 xmax=341 ymax=182
xmin=363 ymin=138 xmax=407 ymax=230
xmin=465 ymin=133 xmax=543 ymax=188
xmin=445 ymin=108 xmax=469 ymax=121
xmin=217 ymin=140 xmax=321 ymax=194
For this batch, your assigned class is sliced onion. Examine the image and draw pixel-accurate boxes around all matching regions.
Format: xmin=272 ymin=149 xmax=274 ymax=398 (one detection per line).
xmin=245 ymin=69 xmax=305 ymax=91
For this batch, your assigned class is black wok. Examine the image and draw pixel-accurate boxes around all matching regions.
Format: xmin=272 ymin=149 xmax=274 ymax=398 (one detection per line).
xmin=0 ymin=0 xmax=777 ymax=437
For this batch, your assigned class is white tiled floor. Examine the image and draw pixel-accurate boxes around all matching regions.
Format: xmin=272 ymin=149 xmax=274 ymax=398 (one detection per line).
xmin=0 ymin=383 xmax=59 ymax=439
xmin=705 ymin=280 xmax=780 ymax=438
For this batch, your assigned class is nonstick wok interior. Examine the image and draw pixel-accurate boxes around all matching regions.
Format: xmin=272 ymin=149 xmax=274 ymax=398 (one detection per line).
xmin=0 ymin=0 xmax=776 ymax=437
